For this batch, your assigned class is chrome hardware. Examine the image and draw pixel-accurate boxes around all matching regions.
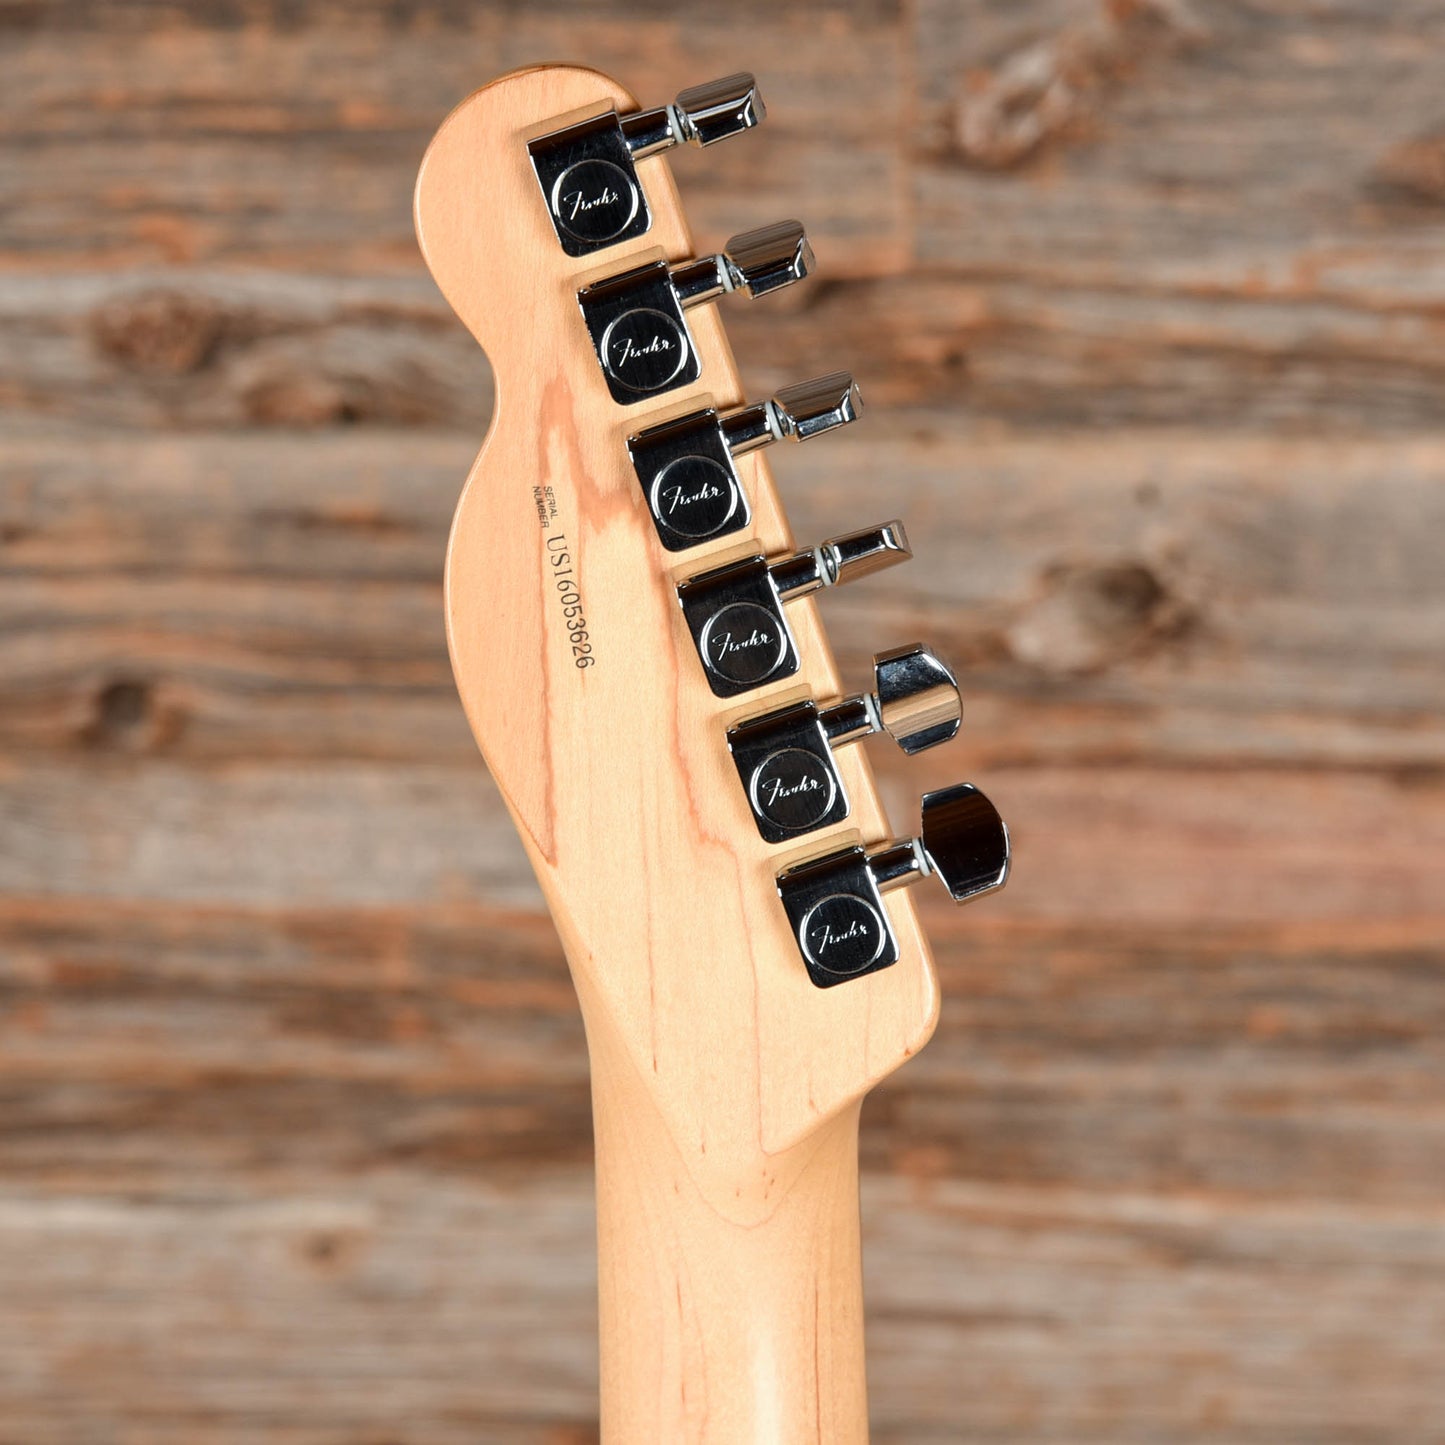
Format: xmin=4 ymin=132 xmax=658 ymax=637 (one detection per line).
xmin=767 ymin=520 xmax=910 ymax=600
xmin=667 ymin=221 xmax=814 ymax=306
xmin=675 ymin=73 xmax=766 ymax=146
xmin=724 ymin=219 xmax=814 ymax=296
xmin=721 ymin=372 xmax=863 ymax=453
xmin=579 ymin=222 xmax=815 ymax=405
xmin=686 ymin=222 xmax=815 ymax=309
xmin=831 ymin=643 xmax=963 ymax=756
xmin=621 ymin=73 xmax=765 ymax=157
xmin=777 ymin=783 xmax=1010 ymax=987
xmin=869 ymin=783 xmax=1011 ymax=903
xmin=530 ymin=74 xmax=765 ymax=256
xmin=727 ymin=645 xmax=961 ymax=843
xmin=677 ymin=522 xmax=911 ymax=698
xmin=628 ymin=373 xmax=862 ymax=552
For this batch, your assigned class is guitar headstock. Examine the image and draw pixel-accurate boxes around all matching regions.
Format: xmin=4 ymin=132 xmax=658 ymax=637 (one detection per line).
xmin=414 ymin=66 xmax=1008 ymax=1169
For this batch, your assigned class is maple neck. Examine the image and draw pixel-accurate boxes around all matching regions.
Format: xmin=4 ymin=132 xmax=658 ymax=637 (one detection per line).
xmin=589 ymin=1023 xmax=868 ymax=1444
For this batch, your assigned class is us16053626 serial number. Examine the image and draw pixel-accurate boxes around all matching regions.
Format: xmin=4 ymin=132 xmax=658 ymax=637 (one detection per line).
xmin=545 ymin=534 xmax=595 ymax=669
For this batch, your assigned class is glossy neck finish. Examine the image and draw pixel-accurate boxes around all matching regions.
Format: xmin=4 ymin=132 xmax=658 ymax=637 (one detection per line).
xmin=589 ymin=1022 xmax=870 ymax=1445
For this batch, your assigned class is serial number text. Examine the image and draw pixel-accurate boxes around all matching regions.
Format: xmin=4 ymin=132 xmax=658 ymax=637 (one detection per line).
xmin=546 ymin=533 xmax=596 ymax=669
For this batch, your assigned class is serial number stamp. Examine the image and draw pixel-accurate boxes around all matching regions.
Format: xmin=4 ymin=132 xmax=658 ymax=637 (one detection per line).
xmin=535 ymin=487 xmax=595 ymax=671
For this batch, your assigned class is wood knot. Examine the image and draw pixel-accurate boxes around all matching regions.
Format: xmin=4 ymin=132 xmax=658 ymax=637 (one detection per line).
xmin=238 ymin=363 xmax=452 ymax=428
xmin=1007 ymin=558 xmax=1192 ymax=674
xmin=89 ymin=678 xmax=151 ymax=739
xmin=242 ymin=370 xmax=369 ymax=426
xmin=296 ymin=1228 xmax=365 ymax=1276
xmin=1374 ymin=132 xmax=1445 ymax=206
xmin=91 ymin=290 xmax=224 ymax=375
xmin=950 ymin=0 xmax=1206 ymax=169
xmin=81 ymin=677 xmax=184 ymax=751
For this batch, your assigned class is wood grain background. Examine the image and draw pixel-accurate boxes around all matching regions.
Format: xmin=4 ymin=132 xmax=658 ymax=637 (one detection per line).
xmin=3 ymin=2 xmax=1444 ymax=1441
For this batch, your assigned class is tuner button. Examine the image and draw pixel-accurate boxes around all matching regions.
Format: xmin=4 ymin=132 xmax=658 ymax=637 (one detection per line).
xmin=722 ymin=220 xmax=815 ymax=298
xmin=918 ymin=783 xmax=1011 ymax=902
xmin=674 ymin=73 xmax=766 ymax=146
xmin=777 ymin=783 xmax=1009 ymax=983
xmin=874 ymin=644 xmax=962 ymax=755
xmin=770 ymin=372 xmax=864 ymax=442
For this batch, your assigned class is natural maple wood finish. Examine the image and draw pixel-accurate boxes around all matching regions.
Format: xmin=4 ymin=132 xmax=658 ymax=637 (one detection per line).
xmin=414 ymin=66 xmax=935 ymax=1442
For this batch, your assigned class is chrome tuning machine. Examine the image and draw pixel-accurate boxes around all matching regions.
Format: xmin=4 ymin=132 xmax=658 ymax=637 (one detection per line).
xmin=677 ymin=521 xmax=910 ymax=697
xmin=578 ymin=221 xmax=814 ymax=404
xmin=629 ymin=372 xmax=862 ymax=551
xmin=727 ymin=645 xmax=962 ymax=842
xmin=778 ymin=784 xmax=1011 ymax=987
xmin=530 ymin=74 xmax=765 ymax=256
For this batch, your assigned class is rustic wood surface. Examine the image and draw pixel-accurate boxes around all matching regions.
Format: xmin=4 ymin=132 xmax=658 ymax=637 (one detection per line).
xmin=2 ymin=2 xmax=1443 ymax=1442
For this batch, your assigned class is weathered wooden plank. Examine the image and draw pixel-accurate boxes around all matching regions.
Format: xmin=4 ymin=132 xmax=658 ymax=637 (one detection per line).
xmin=0 ymin=424 xmax=460 ymax=580
xmin=0 ymin=899 xmax=585 ymax=1091
xmin=0 ymin=0 xmax=910 ymax=276
xmin=0 ymin=568 xmax=468 ymax=764
xmin=911 ymin=0 xmax=1445 ymax=304
xmin=4 ymin=426 xmax=1441 ymax=769
xmin=752 ymin=274 xmax=1445 ymax=430
xmin=0 ymin=273 xmax=494 ymax=430
xmin=891 ymin=919 xmax=1445 ymax=1208
xmin=3 ymin=900 xmax=1443 ymax=1205
xmin=0 ymin=1177 xmax=601 ymax=1444
xmin=0 ymin=756 xmax=1441 ymax=923
xmin=863 ymin=1173 xmax=1445 ymax=1444
xmin=0 ymin=1168 xmax=1442 ymax=1444
xmin=8 ymin=268 xmax=1445 ymax=431
xmin=0 ymin=760 xmax=537 ymax=907
xmin=1 ymin=4 xmax=1442 ymax=1438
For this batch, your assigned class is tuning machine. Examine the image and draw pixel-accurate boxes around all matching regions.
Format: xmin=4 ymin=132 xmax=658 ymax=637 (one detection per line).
xmin=629 ymin=373 xmax=862 ymax=551
xmin=677 ymin=521 xmax=910 ymax=697
xmin=727 ymin=645 xmax=962 ymax=842
xmin=530 ymin=74 xmax=765 ymax=256
xmin=579 ymin=221 xmax=814 ymax=404
xmin=777 ymin=784 xmax=1010 ymax=987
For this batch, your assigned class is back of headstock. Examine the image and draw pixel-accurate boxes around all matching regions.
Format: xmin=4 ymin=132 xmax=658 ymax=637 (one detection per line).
xmin=416 ymin=65 xmax=1005 ymax=1173
xmin=414 ymin=64 xmax=1008 ymax=1441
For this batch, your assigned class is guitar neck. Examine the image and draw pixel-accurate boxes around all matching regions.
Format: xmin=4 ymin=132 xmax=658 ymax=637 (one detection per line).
xmin=590 ymin=1022 xmax=868 ymax=1444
